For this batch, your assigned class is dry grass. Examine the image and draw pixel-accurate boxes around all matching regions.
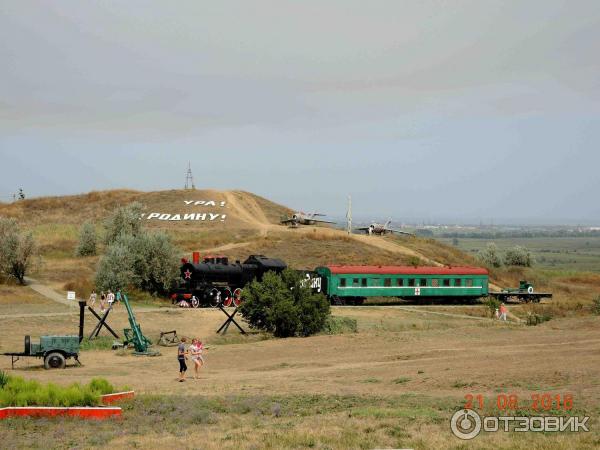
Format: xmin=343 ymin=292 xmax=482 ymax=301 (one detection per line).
xmin=0 ymin=306 xmax=599 ymax=449
xmin=3 ymin=392 xmax=596 ymax=449
xmin=0 ymin=284 xmax=69 ymax=315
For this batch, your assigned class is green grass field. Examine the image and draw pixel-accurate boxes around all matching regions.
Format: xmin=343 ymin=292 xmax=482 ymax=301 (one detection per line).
xmin=438 ymin=237 xmax=600 ymax=272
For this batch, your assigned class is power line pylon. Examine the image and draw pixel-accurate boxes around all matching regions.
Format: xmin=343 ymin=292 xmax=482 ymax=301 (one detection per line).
xmin=184 ymin=162 xmax=195 ymax=190
xmin=346 ymin=195 xmax=352 ymax=234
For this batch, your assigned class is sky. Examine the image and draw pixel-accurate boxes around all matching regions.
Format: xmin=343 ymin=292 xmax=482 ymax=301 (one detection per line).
xmin=1 ymin=1 xmax=599 ymax=225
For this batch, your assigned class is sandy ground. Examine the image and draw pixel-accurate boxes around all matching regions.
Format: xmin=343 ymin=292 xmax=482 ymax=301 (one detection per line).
xmin=1 ymin=305 xmax=599 ymax=412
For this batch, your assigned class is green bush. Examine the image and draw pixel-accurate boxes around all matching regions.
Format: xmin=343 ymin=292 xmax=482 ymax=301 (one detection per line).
xmin=526 ymin=313 xmax=552 ymax=326
xmin=95 ymin=229 xmax=180 ymax=294
xmin=592 ymin=296 xmax=600 ymax=316
xmin=0 ymin=370 xmax=8 ymax=389
xmin=483 ymin=297 xmax=501 ymax=318
xmin=88 ymin=378 xmax=114 ymax=395
xmin=0 ymin=375 xmax=117 ymax=407
xmin=0 ymin=217 xmax=38 ymax=284
xmin=504 ymin=246 xmax=534 ymax=267
xmin=103 ymin=202 xmax=144 ymax=245
xmin=240 ymin=269 xmax=331 ymax=338
xmin=478 ymin=243 xmax=503 ymax=268
xmin=322 ymin=316 xmax=358 ymax=334
xmin=75 ymin=221 xmax=97 ymax=256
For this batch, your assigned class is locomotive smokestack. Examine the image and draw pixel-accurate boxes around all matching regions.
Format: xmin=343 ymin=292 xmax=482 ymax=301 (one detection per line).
xmin=193 ymin=251 xmax=200 ymax=264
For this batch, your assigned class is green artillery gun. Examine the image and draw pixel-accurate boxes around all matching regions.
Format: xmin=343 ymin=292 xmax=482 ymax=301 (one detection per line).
xmin=3 ymin=335 xmax=81 ymax=369
xmin=490 ymin=280 xmax=553 ymax=303
xmin=121 ymin=293 xmax=160 ymax=356
xmin=505 ymin=280 xmax=535 ymax=295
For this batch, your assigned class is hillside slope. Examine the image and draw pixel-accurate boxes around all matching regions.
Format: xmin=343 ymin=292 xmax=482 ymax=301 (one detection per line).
xmin=0 ymin=189 xmax=481 ymax=291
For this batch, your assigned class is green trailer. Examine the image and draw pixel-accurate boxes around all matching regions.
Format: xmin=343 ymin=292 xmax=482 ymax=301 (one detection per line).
xmin=314 ymin=265 xmax=489 ymax=305
xmin=3 ymin=335 xmax=81 ymax=369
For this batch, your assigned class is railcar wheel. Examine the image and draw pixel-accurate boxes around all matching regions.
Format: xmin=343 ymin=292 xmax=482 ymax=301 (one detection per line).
xmin=232 ymin=288 xmax=243 ymax=307
xmin=222 ymin=287 xmax=233 ymax=307
xmin=44 ymin=352 xmax=66 ymax=369
xmin=331 ymin=296 xmax=345 ymax=306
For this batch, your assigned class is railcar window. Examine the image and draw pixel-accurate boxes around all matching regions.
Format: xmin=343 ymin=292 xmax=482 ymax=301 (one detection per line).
xmin=455 ymin=279 xmax=462 ymax=287
xmin=362 ymin=278 xmax=367 ymax=287
xmin=466 ymin=279 xmax=473 ymax=287
xmin=384 ymin=278 xmax=391 ymax=287
xmin=443 ymin=279 xmax=450 ymax=287
xmin=408 ymin=278 xmax=415 ymax=287
xmin=353 ymin=278 xmax=359 ymax=287
xmin=340 ymin=278 xmax=347 ymax=287
xmin=431 ymin=279 xmax=439 ymax=287
xmin=397 ymin=278 xmax=404 ymax=287
xmin=420 ymin=278 xmax=427 ymax=286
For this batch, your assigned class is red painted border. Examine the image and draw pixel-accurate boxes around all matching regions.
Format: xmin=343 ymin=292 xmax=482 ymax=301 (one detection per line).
xmin=0 ymin=407 xmax=121 ymax=420
xmin=101 ymin=391 xmax=135 ymax=404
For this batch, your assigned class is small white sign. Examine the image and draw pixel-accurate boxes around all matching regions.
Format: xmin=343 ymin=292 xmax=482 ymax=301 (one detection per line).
xmin=67 ymin=291 xmax=76 ymax=301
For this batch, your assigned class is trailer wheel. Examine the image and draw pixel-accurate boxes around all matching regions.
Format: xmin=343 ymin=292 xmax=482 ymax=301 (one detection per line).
xmin=44 ymin=352 xmax=66 ymax=369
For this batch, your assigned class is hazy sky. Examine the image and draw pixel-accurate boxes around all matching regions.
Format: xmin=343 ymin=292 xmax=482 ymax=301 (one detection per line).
xmin=1 ymin=1 xmax=599 ymax=224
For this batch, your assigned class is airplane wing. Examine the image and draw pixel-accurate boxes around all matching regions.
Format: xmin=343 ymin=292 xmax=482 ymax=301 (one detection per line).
xmin=388 ymin=229 xmax=414 ymax=236
xmin=311 ymin=219 xmax=336 ymax=224
xmin=354 ymin=227 xmax=370 ymax=232
xmin=280 ymin=218 xmax=297 ymax=225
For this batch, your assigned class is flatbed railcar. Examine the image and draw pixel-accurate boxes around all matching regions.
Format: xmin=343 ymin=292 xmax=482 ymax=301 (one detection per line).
xmin=488 ymin=280 xmax=552 ymax=303
xmin=314 ymin=265 xmax=489 ymax=305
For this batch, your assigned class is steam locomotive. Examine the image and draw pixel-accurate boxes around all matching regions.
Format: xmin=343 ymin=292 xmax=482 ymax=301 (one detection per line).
xmin=170 ymin=252 xmax=287 ymax=307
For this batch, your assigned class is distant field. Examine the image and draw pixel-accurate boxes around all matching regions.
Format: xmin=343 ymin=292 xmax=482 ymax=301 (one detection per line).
xmin=438 ymin=237 xmax=600 ymax=272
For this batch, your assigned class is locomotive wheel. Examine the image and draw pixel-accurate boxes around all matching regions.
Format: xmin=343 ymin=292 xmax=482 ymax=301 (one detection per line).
xmin=44 ymin=352 xmax=66 ymax=370
xmin=209 ymin=288 xmax=221 ymax=308
xmin=191 ymin=296 xmax=200 ymax=308
xmin=232 ymin=288 xmax=243 ymax=307
xmin=222 ymin=287 xmax=233 ymax=307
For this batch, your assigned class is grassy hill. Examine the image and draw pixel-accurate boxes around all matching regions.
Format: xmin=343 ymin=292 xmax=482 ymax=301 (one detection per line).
xmin=1 ymin=189 xmax=598 ymax=314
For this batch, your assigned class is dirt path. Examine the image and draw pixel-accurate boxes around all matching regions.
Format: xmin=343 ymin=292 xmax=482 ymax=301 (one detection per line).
xmin=24 ymin=277 xmax=74 ymax=307
xmin=224 ymin=191 xmax=272 ymax=235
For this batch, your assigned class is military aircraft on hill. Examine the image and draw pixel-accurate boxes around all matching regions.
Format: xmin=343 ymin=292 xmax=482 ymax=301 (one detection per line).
xmin=281 ymin=212 xmax=336 ymax=227
xmin=355 ymin=220 xmax=414 ymax=236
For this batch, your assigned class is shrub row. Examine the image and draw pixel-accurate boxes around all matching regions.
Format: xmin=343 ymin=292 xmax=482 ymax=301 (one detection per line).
xmin=0 ymin=373 xmax=117 ymax=407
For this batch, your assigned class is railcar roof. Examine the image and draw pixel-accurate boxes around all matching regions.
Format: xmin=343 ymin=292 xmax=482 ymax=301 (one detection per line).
xmin=318 ymin=265 xmax=489 ymax=276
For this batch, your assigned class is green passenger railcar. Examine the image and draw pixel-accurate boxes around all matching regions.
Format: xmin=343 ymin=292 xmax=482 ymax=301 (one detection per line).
xmin=314 ymin=265 xmax=489 ymax=305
